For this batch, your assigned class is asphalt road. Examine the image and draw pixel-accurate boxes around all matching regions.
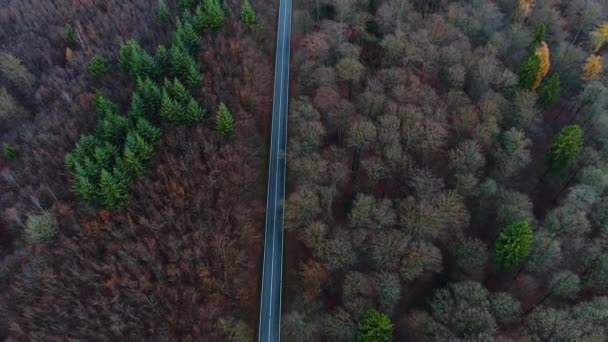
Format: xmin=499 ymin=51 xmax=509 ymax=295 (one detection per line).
xmin=258 ymin=0 xmax=292 ymax=341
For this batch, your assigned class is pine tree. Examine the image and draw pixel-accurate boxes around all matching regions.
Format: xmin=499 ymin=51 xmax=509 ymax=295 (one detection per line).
xmin=158 ymin=0 xmax=170 ymax=24
xmin=2 ymin=143 xmax=16 ymax=162
xmin=123 ymin=132 xmax=154 ymax=178
xmin=537 ymin=73 xmax=560 ymax=110
xmin=96 ymin=111 xmax=130 ymax=145
xmin=193 ymin=0 xmax=225 ymax=32
xmin=519 ymin=54 xmax=541 ymax=91
xmin=160 ymin=89 xmax=182 ymax=123
xmin=88 ymin=54 xmax=111 ymax=79
xmin=169 ymin=45 xmax=201 ymax=90
xmin=241 ymin=0 xmax=257 ymax=26
xmin=173 ymin=20 xmax=201 ymax=56
xmin=582 ymin=54 xmax=603 ymax=81
xmin=64 ymin=24 xmax=77 ymax=49
xmin=184 ymin=97 xmax=207 ymax=125
xmin=530 ymin=24 xmax=546 ymax=51
xmin=216 ymin=102 xmax=235 ymax=138
xmin=132 ymin=49 xmax=155 ymax=81
xmin=546 ymin=125 xmax=583 ymax=175
xmin=164 ymin=78 xmax=190 ymax=105
xmin=357 ymin=310 xmax=393 ymax=342
xmin=136 ymin=77 xmax=163 ymax=118
xmin=94 ymin=142 xmax=119 ymax=170
xmin=95 ymin=94 xmax=119 ymax=120
xmin=135 ymin=118 xmax=162 ymax=144
xmin=99 ymin=167 xmax=129 ymax=209
xmin=495 ymin=221 xmax=533 ymax=270
xmin=71 ymin=161 xmax=99 ymax=204
xmin=119 ymin=40 xmax=141 ymax=74
xmin=154 ymin=45 xmax=171 ymax=80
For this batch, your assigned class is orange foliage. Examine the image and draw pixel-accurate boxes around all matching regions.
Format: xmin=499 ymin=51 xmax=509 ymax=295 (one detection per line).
xmin=582 ymin=54 xmax=603 ymax=81
xmin=533 ymin=41 xmax=550 ymax=91
xmin=300 ymin=260 xmax=329 ymax=299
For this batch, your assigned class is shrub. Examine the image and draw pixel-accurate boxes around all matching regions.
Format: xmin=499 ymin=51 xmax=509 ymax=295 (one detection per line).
xmin=25 ymin=211 xmax=58 ymax=243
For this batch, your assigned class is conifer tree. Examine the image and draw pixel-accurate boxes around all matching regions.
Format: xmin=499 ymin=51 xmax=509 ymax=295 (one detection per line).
xmin=216 ymin=102 xmax=235 ymax=138
xmin=158 ymin=0 xmax=170 ymax=24
xmin=173 ymin=20 xmax=201 ymax=56
xmin=495 ymin=221 xmax=533 ymax=270
xmin=95 ymin=94 xmax=119 ymax=120
xmin=96 ymin=111 xmax=130 ymax=145
xmin=193 ymin=0 xmax=225 ymax=32
xmin=137 ymin=77 xmax=163 ymax=118
xmin=546 ymin=125 xmax=583 ymax=175
xmin=123 ymin=132 xmax=154 ymax=178
xmin=88 ymin=55 xmax=110 ymax=79
xmin=582 ymin=55 xmax=603 ymax=81
xmin=99 ymin=167 xmax=129 ymax=209
xmin=241 ymin=0 xmax=257 ymax=26
xmin=357 ymin=310 xmax=393 ymax=342
xmin=169 ymin=45 xmax=202 ymax=90
xmin=538 ymin=73 xmax=560 ymax=110
xmin=119 ymin=40 xmax=141 ymax=74
xmin=154 ymin=45 xmax=171 ymax=80
xmin=135 ymin=118 xmax=162 ymax=144
xmin=519 ymin=54 xmax=541 ymax=91
xmin=160 ymin=89 xmax=182 ymax=123
xmin=184 ymin=97 xmax=207 ymax=125
xmin=64 ymin=24 xmax=77 ymax=49
xmin=530 ymin=24 xmax=546 ymax=51
xmin=2 ymin=143 xmax=16 ymax=162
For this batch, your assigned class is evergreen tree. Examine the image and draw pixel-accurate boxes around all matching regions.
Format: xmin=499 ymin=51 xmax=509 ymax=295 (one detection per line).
xmin=96 ymin=111 xmax=130 ymax=145
xmin=357 ymin=310 xmax=393 ymax=342
xmin=169 ymin=45 xmax=202 ymax=90
xmin=94 ymin=142 xmax=119 ymax=170
xmin=124 ymin=132 xmax=154 ymax=178
xmin=154 ymin=45 xmax=171 ymax=80
xmin=546 ymin=125 xmax=583 ymax=175
xmin=119 ymin=39 xmax=141 ymax=74
xmin=193 ymin=0 xmax=225 ymax=32
xmin=240 ymin=0 xmax=257 ymax=26
xmin=177 ymin=0 xmax=196 ymax=13
xmin=160 ymin=89 xmax=182 ymax=123
xmin=173 ymin=20 xmax=201 ymax=56
xmin=135 ymin=118 xmax=162 ymax=144
xmin=537 ymin=73 xmax=560 ymax=110
xmin=64 ymin=24 xmax=77 ymax=49
xmin=495 ymin=221 xmax=533 ymax=270
xmin=530 ymin=24 xmax=546 ymax=51
xmin=216 ymin=102 xmax=235 ymax=138
xmin=88 ymin=54 xmax=110 ymax=79
xmin=95 ymin=94 xmax=119 ymax=120
xmin=519 ymin=54 xmax=541 ymax=91
xmin=2 ymin=143 xmax=16 ymax=162
xmin=158 ymin=0 xmax=170 ymax=24
xmin=164 ymin=78 xmax=190 ymax=105
xmin=99 ymin=167 xmax=129 ymax=209
xmin=184 ymin=97 xmax=207 ymax=125
xmin=136 ymin=77 xmax=163 ymax=118
xmin=132 ymin=49 xmax=155 ymax=81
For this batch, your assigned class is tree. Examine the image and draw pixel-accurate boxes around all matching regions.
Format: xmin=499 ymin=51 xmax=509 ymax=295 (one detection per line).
xmin=452 ymin=238 xmax=488 ymax=275
xmin=99 ymin=167 xmax=129 ymax=209
xmin=495 ymin=221 xmax=533 ymax=270
xmin=537 ymin=73 xmax=560 ymax=110
xmin=376 ymin=273 xmax=401 ymax=314
xmin=519 ymin=54 xmax=541 ymax=91
xmin=216 ymin=102 xmax=235 ymax=138
xmin=357 ymin=310 xmax=393 ymax=342
xmin=173 ymin=20 xmax=201 ymax=56
xmin=240 ymin=0 xmax=257 ymax=26
xmin=493 ymin=128 xmax=531 ymax=180
xmin=158 ymin=0 xmax=170 ymax=24
xmin=3 ymin=143 xmax=16 ymax=162
xmin=591 ymin=22 xmax=608 ymax=52
xmin=546 ymin=125 xmax=583 ymax=175
xmin=25 ymin=211 xmax=58 ymax=243
xmin=323 ymin=309 xmax=357 ymax=342
xmin=64 ymin=24 xmax=77 ymax=49
xmin=123 ymin=132 xmax=154 ymax=178
xmin=533 ymin=41 xmax=550 ymax=91
xmin=336 ymin=58 xmax=365 ymax=99
xmin=582 ymin=54 xmax=602 ymax=81
xmin=193 ymin=0 xmax=225 ymax=32
xmin=217 ymin=317 xmax=253 ymax=342
xmin=119 ymin=39 xmax=142 ymax=75
xmin=0 ymin=52 xmax=35 ymax=92
xmin=530 ymin=24 xmax=546 ymax=51
xmin=88 ymin=54 xmax=111 ymax=79
xmin=136 ymin=77 xmax=162 ymax=119
xmin=549 ymin=271 xmax=580 ymax=299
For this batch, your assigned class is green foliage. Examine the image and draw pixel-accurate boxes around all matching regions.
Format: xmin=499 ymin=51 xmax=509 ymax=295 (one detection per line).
xmin=519 ymin=54 xmax=541 ymax=90
xmin=160 ymin=79 xmax=206 ymax=125
xmin=193 ymin=0 xmax=225 ymax=32
xmin=240 ymin=0 xmax=257 ymax=26
xmin=25 ymin=211 xmax=58 ymax=243
xmin=178 ymin=0 xmax=196 ymax=13
xmin=99 ymin=167 xmax=129 ymax=209
xmin=217 ymin=317 xmax=253 ymax=342
xmin=495 ymin=221 xmax=533 ymax=270
xmin=124 ymin=132 xmax=154 ymax=178
xmin=216 ymin=102 xmax=235 ymax=138
xmin=136 ymin=77 xmax=163 ymax=119
xmin=169 ymin=44 xmax=203 ymax=90
xmin=119 ymin=39 xmax=141 ymax=74
xmin=546 ymin=125 xmax=583 ymax=175
xmin=530 ymin=24 xmax=546 ymax=51
xmin=173 ymin=20 xmax=201 ymax=56
xmin=158 ymin=0 xmax=170 ymax=24
xmin=119 ymin=40 xmax=155 ymax=80
xmin=3 ymin=143 xmax=16 ymax=162
xmin=538 ymin=73 xmax=560 ymax=110
xmin=357 ymin=310 xmax=393 ymax=342
xmin=88 ymin=54 xmax=111 ymax=79
xmin=135 ymin=118 xmax=162 ymax=144
xmin=154 ymin=45 xmax=171 ymax=80
xmin=64 ymin=24 xmax=77 ymax=49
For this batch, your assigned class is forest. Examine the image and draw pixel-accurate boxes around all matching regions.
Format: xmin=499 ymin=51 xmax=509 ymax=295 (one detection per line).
xmin=0 ymin=0 xmax=274 ymax=340
xmin=283 ymin=0 xmax=608 ymax=341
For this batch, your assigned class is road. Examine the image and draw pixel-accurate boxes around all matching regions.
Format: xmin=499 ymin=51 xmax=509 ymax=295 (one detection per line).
xmin=258 ymin=0 xmax=292 ymax=341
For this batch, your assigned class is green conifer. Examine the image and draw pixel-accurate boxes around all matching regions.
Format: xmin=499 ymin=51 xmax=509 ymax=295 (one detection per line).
xmin=216 ymin=102 xmax=235 ymax=138
xmin=241 ymin=0 xmax=257 ymax=26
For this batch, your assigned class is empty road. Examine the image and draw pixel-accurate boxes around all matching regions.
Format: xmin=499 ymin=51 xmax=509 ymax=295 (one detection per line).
xmin=258 ymin=0 xmax=292 ymax=341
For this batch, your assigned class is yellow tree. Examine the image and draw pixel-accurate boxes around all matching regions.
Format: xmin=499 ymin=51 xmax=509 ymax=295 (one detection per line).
xmin=582 ymin=55 xmax=603 ymax=81
xmin=591 ymin=22 xmax=608 ymax=53
xmin=516 ymin=0 xmax=534 ymax=20
xmin=533 ymin=41 xmax=550 ymax=91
